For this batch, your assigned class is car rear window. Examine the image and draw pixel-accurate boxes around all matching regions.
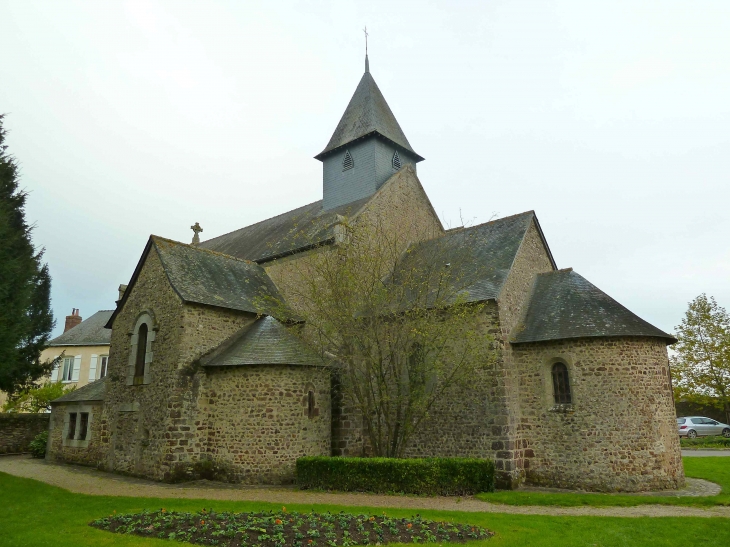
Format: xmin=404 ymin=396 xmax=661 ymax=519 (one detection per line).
xmin=677 ymin=418 xmax=686 ymax=424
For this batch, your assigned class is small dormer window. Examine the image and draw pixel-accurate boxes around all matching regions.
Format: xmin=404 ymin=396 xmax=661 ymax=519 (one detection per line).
xmin=342 ymin=150 xmax=354 ymax=171
xmin=392 ymin=150 xmax=402 ymax=170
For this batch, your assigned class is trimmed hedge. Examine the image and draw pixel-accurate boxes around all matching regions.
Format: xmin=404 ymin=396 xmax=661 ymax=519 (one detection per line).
xmin=681 ymin=435 xmax=730 ymax=449
xmin=296 ymin=456 xmax=495 ymax=495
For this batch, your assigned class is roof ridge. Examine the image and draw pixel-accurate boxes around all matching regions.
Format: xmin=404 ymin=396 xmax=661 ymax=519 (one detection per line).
xmin=151 ymin=235 xmax=256 ymax=265
xmin=201 ymin=200 xmax=324 ymax=247
xmin=538 ymin=267 xmax=573 ymax=276
xmin=430 ymin=210 xmax=535 ymax=238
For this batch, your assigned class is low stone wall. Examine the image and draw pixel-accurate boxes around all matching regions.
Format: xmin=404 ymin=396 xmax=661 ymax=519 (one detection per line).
xmin=0 ymin=413 xmax=50 ymax=454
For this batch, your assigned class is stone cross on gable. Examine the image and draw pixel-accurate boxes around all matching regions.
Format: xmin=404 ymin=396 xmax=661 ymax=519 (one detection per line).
xmin=191 ymin=222 xmax=203 ymax=246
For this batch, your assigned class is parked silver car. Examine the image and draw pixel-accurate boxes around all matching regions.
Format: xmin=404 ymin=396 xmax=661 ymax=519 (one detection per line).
xmin=677 ymin=416 xmax=730 ymax=438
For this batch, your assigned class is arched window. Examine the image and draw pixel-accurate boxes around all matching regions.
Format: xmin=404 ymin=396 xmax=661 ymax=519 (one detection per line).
xmin=307 ymin=390 xmax=316 ymax=419
xmin=342 ymin=150 xmax=354 ymax=171
xmin=392 ymin=150 xmax=402 ymax=170
xmin=551 ymin=362 xmax=572 ymax=404
xmin=134 ymin=323 xmax=148 ymax=385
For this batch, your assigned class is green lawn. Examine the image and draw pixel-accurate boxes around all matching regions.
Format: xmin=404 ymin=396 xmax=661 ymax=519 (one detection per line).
xmin=2 ymin=470 xmax=730 ymax=547
xmin=477 ymin=456 xmax=730 ymax=507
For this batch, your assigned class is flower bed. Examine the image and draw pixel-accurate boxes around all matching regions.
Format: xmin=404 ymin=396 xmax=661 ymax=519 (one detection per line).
xmin=90 ymin=508 xmax=494 ymax=546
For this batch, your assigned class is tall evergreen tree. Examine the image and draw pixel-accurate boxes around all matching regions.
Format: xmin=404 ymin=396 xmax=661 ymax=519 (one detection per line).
xmin=0 ymin=115 xmax=55 ymax=395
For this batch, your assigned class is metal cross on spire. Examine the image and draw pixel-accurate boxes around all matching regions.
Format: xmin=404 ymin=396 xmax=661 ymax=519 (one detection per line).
xmin=363 ymin=26 xmax=370 ymax=73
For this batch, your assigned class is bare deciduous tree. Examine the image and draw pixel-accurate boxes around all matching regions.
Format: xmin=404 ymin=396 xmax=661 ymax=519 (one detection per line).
xmin=263 ymin=213 xmax=499 ymax=457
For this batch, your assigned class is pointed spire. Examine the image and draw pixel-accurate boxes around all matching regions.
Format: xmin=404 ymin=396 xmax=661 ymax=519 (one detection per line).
xmin=314 ymin=61 xmax=424 ymax=162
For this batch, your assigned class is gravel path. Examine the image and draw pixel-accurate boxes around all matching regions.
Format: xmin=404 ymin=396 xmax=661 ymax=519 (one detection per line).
xmin=2 ymin=455 xmax=729 ymax=519
xmin=682 ymin=449 xmax=730 ymax=457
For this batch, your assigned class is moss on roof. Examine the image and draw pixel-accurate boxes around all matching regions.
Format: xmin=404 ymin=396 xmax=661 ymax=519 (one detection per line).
xmin=153 ymin=237 xmax=291 ymax=317
xmin=511 ymin=269 xmax=676 ymax=344
xmin=199 ymin=197 xmax=371 ymax=263
xmin=390 ymin=211 xmax=552 ymax=307
xmin=201 ymin=316 xmax=325 ymax=367
xmin=107 ymin=237 xmax=295 ymax=329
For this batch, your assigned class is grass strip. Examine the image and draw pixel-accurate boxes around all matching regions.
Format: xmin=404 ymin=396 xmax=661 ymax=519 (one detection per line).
xmin=1 ymin=471 xmax=729 ymax=547
xmin=476 ymin=456 xmax=730 ymax=507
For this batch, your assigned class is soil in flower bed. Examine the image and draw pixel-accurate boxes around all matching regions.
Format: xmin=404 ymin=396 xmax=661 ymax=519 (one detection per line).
xmin=90 ymin=508 xmax=494 ymax=546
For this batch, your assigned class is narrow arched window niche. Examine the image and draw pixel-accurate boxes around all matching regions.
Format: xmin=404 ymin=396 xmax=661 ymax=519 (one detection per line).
xmin=134 ymin=324 xmax=148 ymax=384
xmin=128 ymin=313 xmax=156 ymax=386
xmin=551 ymin=361 xmax=572 ymax=405
xmin=307 ymin=390 xmax=316 ymax=419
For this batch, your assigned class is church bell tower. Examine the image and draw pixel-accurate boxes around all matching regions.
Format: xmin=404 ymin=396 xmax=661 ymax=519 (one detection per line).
xmin=315 ymin=55 xmax=424 ymax=211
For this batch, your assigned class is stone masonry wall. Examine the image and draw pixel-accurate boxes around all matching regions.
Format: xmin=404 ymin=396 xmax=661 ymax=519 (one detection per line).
xmin=265 ymin=165 xmax=443 ymax=315
xmin=47 ymin=403 xmax=106 ymax=466
xmin=494 ymin=218 xmax=555 ymax=487
xmin=0 ymin=413 xmax=49 ymax=454
xmin=167 ymin=304 xmax=257 ymax=477
xmin=403 ymin=305 xmax=505 ymax=460
xmin=105 ymin=248 xmax=187 ymax=478
xmin=105 ymin=246 xmax=254 ymax=480
xmin=512 ymin=336 xmax=684 ymax=492
xmin=201 ymin=365 xmax=331 ymax=484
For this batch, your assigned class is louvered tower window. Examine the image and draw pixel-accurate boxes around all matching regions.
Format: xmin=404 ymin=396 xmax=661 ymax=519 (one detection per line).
xmin=392 ymin=150 xmax=402 ymax=170
xmin=342 ymin=150 xmax=354 ymax=171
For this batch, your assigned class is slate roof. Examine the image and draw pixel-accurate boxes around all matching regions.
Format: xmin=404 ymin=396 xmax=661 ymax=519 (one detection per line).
xmin=201 ymin=316 xmax=325 ymax=367
xmin=200 ymin=196 xmax=372 ymax=263
xmin=51 ymin=377 xmax=107 ymax=404
xmin=107 ymin=237 xmax=293 ymax=328
xmin=49 ymin=310 xmax=113 ymax=346
xmin=388 ymin=211 xmax=555 ymax=307
xmin=511 ymin=269 xmax=676 ymax=344
xmin=315 ymin=63 xmax=423 ymax=162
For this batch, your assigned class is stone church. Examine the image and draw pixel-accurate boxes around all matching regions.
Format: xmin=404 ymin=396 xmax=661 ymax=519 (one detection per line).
xmin=47 ymin=56 xmax=683 ymax=492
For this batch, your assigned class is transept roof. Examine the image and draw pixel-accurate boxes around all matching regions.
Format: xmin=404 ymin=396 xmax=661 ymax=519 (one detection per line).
xmin=106 ymin=237 xmax=294 ymax=328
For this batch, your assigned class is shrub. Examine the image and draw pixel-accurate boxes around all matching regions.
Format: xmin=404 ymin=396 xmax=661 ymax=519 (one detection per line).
xmin=28 ymin=430 xmax=48 ymax=458
xmin=296 ymin=456 xmax=495 ymax=495
xmin=680 ymin=435 xmax=730 ymax=448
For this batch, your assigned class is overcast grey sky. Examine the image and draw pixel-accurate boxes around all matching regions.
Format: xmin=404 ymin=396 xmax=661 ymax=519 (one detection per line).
xmin=2 ymin=0 xmax=729 ymax=337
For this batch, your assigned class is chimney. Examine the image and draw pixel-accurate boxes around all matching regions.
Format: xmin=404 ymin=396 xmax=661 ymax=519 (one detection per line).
xmin=117 ymin=284 xmax=128 ymax=302
xmin=64 ymin=308 xmax=82 ymax=332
